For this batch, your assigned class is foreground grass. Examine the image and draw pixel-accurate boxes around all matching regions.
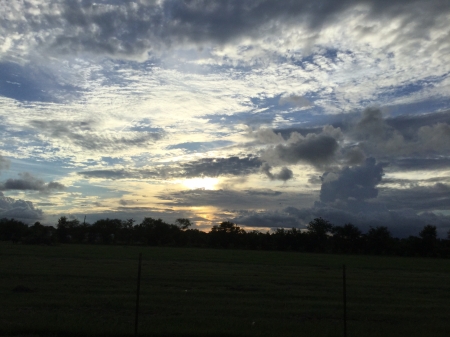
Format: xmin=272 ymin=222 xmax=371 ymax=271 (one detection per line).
xmin=1 ymin=243 xmax=450 ymax=336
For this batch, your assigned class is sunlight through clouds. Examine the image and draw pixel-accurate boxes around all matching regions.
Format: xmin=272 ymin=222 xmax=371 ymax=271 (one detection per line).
xmin=0 ymin=0 xmax=449 ymax=235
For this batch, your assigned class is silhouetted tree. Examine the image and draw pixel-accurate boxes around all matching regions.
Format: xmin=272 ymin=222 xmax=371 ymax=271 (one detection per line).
xmin=210 ymin=221 xmax=245 ymax=248
xmin=56 ymin=216 xmax=80 ymax=243
xmin=365 ymin=226 xmax=394 ymax=255
xmin=419 ymin=224 xmax=437 ymax=241
xmin=135 ymin=217 xmax=180 ymax=246
xmin=305 ymin=218 xmax=333 ymax=252
xmin=175 ymin=218 xmax=192 ymax=230
xmin=331 ymin=223 xmax=363 ymax=254
xmin=419 ymin=224 xmax=438 ymax=256
xmin=23 ymin=222 xmax=56 ymax=245
xmin=0 ymin=218 xmax=28 ymax=243
xmin=120 ymin=218 xmax=135 ymax=244
xmin=91 ymin=218 xmax=123 ymax=244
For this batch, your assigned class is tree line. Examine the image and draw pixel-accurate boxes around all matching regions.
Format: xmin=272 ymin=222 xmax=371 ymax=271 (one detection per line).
xmin=1 ymin=216 xmax=450 ymax=257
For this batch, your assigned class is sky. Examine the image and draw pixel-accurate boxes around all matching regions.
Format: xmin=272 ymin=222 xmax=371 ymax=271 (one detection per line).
xmin=1 ymin=0 xmax=450 ymax=237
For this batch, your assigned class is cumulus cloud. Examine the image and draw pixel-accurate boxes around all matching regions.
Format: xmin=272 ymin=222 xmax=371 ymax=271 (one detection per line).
xmin=276 ymin=156 xmax=450 ymax=237
xmin=0 ymin=192 xmax=43 ymax=222
xmin=0 ymin=172 xmax=65 ymax=193
xmin=320 ymin=157 xmax=384 ymax=203
xmin=261 ymin=163 xmax=293 ymax=182
xmin=263 ymin=131 xmax=340 ymax=167
xmin=350 ymin=108 xmax=450 ymax=159
xmin=344 ymin=147 xmax=366 ymax=165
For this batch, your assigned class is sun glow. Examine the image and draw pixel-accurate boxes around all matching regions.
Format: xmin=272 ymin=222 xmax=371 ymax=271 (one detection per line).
xmin=183 ymin=177 xmax=218 ymax=190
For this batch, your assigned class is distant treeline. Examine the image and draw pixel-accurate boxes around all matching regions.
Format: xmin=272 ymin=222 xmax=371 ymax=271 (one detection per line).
xmin=1 ymin=216 xmax=450 ymax=257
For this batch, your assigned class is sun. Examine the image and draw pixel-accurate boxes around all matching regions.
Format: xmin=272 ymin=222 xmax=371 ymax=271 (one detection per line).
xmin=183 ymin=177 xmax=218 ymax=190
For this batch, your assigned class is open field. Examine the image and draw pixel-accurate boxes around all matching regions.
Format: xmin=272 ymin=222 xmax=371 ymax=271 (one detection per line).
xmin=1 ymin=243 xmax=450 ymax=337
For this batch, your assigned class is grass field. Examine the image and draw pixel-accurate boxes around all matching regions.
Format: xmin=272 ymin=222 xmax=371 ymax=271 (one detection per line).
xmin=1 ymin=243 xmax=450 ymax=337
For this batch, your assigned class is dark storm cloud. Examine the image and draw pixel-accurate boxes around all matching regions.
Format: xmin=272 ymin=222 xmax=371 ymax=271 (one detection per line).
xmin=355 ymin=107 xmax=387 ymax=139
xmin=320 ymin=158 xmax=384 ymax=203
xmin=350 ymin=108 xmax=450 ymax=159
xmin=393 ymin=157 xmax=450 ymax=171
xmin=28 ymin=0 xmax=448 ymax=58
xmin=378 ymin=183 xmax=450 ymax=212
xmin=343 ymin=147 xmax=366 ymax=165
xmin=232 ymin=211 xmax=302 ymax=229
xmin=386 ymin=109 xmax=450 ymax=139
xmin=0 ymin=192 xmax=43 ymax=222
xmin=250 ymin=126 xmax=343 ymax=168
xmin=285 ymin=204 xmax=450 ymax=238
xmin=269 ymin=134 xmax=339 ymax=167
xmin=276 ymin=156 xmax=450 ymax=237
xmin=30 ymin=120 xmax=163 ymax=151
xmin=272 ymin=126 xmax=324 ymax=140
xmin=260 ymin=163 xmax=293 ymax=182
xmin=180 ymin=156 xmax=262 ymax=178
xmin=0 ymin=173 xmax=65 ymax=193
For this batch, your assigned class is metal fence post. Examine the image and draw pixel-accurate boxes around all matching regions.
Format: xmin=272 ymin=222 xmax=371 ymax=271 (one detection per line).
xmin=343 ymin=264 xmax=347 ymax=337
xmin=135 ymin=253 xmax=142 ymax=337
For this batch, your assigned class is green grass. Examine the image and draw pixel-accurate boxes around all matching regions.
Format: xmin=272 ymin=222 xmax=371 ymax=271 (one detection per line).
xmin=1 ymin=243 xmax=450 ymax=336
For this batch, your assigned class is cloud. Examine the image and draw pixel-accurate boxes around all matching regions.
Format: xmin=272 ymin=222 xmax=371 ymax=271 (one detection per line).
xmin=167 ymin=141 xmax=234 ymax=153
xmin=386 ymin=109 xmax=450 ymax=136
xmin=157 ymin=188 xmax=314 ymax=211
xmin=393 ymin=157 xmax=450 ymax=171
xmin=343 ymin=147 xmax=366 ymax=165
xmin=276 ymin=156 xmax=450 ymax=237
xmin=285 ymin=204 xmax=450 ymax=238
xmin=262 ymin=130 xmax=340 ymax=167
xmin=320 ymin=157 xmax=384 ymax=203
xmin=233 ymin=211 xmax=302 ymax=229
xmin=0 ymin=155 xmax=10 ymax=172
xmin=78 ymin=156 xmax=263 ymax=180
xmin=260 ymin=163 xmax=293 ymax=182
xmin=378 ymin=183 xmax=450 ymax=212
xmin=78 ymin=169 xmax=155 ymax=180
xmin=349 ymin=108 xmax=450 ymax=159
xmin=3 ymin=0 xmax=448 ymax=64
xmin=0 ymin=172 xmax=65 ymax=193
xmin=29 ymin=120 xmax=163 ymax=152
xmin=279 ymin=95 xmax=312 ymax=108
xmin=180 ymin=156 xmax=262 ymax=178
xmin=0 ymin=192 xmax=43 ymax=222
